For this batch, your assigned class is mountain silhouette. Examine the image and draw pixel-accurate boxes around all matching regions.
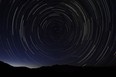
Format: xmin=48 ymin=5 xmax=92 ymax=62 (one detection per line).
xmin=0 ymin=61 xmax=115 ymax=75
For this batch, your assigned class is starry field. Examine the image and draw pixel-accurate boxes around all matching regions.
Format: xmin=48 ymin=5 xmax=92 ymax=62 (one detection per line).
xmin=0 ymin=0 xmax=116 ymax=68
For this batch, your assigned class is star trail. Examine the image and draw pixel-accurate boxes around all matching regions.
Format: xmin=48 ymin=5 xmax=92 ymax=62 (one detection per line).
xmin=0 ymin=0 xmax=116 ymax=68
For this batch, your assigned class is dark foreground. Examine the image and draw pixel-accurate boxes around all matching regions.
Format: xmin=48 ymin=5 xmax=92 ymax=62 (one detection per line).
xmin=0 ymin=61 xmax=115 ymax=76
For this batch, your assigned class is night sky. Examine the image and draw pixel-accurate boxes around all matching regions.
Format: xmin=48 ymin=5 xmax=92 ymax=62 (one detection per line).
xmin=0 ymin=0 xmax=116 ymax=68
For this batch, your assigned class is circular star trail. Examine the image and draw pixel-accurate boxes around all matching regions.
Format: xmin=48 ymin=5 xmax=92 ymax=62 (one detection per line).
xmin=0 ymin=0 xmax=116 ymax=68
